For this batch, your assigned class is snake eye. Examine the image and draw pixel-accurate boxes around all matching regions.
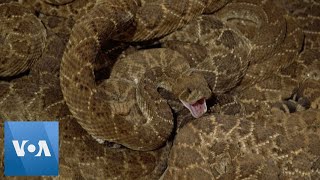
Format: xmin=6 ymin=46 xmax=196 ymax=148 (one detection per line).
xmin=186 ymin=88 xmax=192 ymax=94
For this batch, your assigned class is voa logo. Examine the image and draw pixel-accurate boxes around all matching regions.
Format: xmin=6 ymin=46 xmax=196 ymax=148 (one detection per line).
xmin=12 ymin=140 xmax=51 ymax=157
xmin=4 ymin=121 xmax=59 ymax=176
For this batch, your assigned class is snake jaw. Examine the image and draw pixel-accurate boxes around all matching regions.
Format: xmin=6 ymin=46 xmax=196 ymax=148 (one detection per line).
xmin=180 ymin=98 xmax=207 ymax=118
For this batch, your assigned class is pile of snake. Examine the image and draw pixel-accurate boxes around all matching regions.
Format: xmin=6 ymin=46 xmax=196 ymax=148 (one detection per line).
xmin=0 ymin=0 xmax=319 ymax=179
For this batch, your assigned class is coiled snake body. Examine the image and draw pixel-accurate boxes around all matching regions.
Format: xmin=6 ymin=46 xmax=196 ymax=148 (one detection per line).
xmin=0 ymin=0 xmax=319 ymax=179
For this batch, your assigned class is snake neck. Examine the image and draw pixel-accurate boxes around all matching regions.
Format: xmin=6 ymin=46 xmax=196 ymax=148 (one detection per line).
xmin=134 ymin=66 xmax=178 ymax=132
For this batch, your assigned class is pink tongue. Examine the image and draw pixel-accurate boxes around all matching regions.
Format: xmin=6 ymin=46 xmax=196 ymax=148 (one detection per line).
xmin=181 ymin=99 xmax=207 ymax=118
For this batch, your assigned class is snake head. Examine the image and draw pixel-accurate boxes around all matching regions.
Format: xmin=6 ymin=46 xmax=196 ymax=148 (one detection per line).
xmin=302 ymin=63 xmax=320 ymax=81
xmin=173 ymin=73 xmax=212 ymax=118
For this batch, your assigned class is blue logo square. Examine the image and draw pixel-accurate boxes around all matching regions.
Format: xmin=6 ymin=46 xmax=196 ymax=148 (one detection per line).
xmin=4 ymin=121 xmax=59 ymax=176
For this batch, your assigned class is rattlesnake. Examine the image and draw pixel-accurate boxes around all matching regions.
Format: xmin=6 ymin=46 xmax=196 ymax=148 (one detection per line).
xmin=0 ymin=0 xmax=320 ymax=179
xmin=165 ymin=109 xmax=320 ymax=179
xmin=0 ymin=2 xmax=46 ymax=77
xmin=59 ymin=0 xmax=239 ymax=151
xmin=275 ymin=0 xmax=320 ymax=50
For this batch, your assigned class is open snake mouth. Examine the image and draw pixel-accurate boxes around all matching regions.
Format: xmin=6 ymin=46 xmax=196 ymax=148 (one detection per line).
xmin=181 ymin=98 xmax=207 ymax=118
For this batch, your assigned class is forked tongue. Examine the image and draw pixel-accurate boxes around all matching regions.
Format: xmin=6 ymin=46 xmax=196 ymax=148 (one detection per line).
xmin=181 ymin=98 xmax=207 ymax=118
